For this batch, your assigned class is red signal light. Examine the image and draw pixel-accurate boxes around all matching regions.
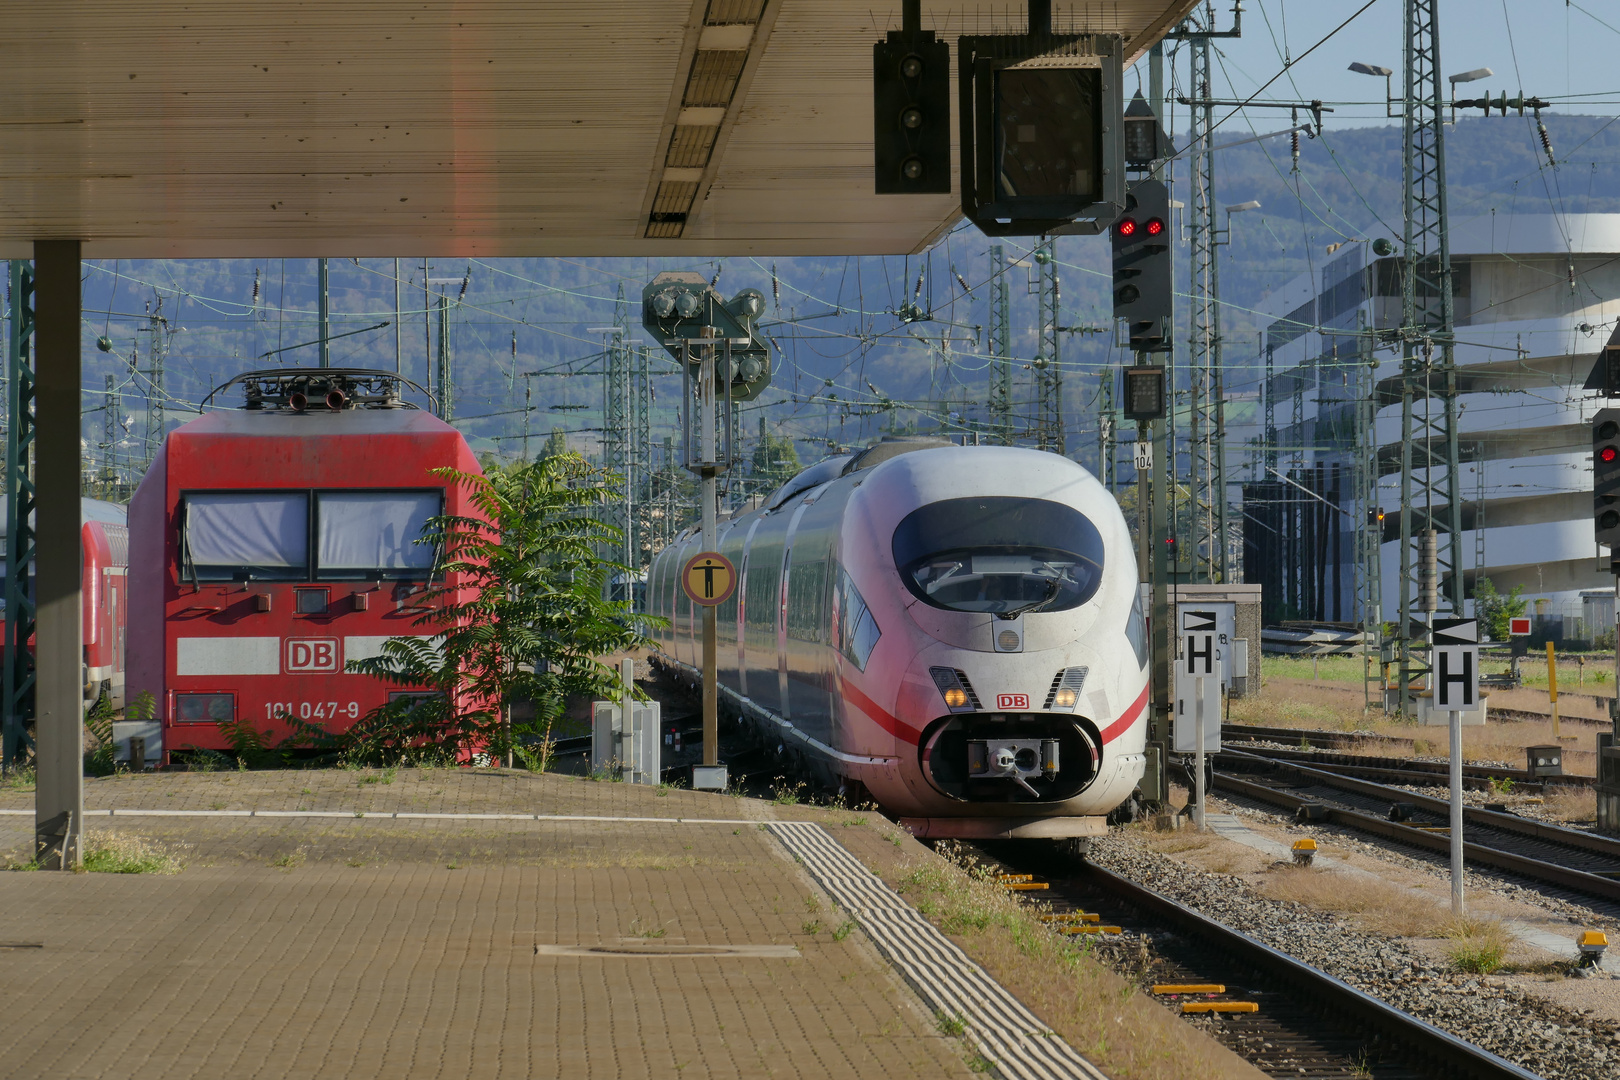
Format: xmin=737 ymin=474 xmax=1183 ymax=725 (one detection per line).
xmin=1145 ymin=217 xmax=1165 ymax=236
xmin=1117 ymin=217 xmax=1138 ymax=237
xmin=1603 ymin=446 xmax=1618 ymax=463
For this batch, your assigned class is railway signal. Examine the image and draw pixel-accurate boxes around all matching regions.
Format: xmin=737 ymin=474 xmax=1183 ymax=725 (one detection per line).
xmin=1594 ymin=408 xmax=1620 ymax=566
xmin=954 ymin=13 xmax=1125 ymax=237
xmin=872 ymin=6 xmax=950 ymax=194
xmin=641 ymin=273 xmax=772 ymax=402
xmin=1112 ymin=179 xmax=1173 ymax=352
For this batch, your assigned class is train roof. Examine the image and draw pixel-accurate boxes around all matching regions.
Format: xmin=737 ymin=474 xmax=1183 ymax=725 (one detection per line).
xmin=762 ymin=435 xmax=953 ymax=512
xmin=170 ymin=407 xmax=460 ymax=439
xmin=0 ymin=497 xmax=126 ymax=538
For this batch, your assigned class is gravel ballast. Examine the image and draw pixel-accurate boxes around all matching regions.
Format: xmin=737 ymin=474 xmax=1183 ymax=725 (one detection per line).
xmin=1089 ymin=833 xmax=1620 ymax=1080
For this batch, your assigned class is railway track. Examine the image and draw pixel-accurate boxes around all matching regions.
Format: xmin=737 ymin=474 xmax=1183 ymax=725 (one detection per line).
xmin=1216 ymin=750 xmax=1620 ymax=907
xmin=975 ymin=844 xmax=1539 ymax=1080
xmin=1216 ymin=743 xmax=1595 ymax=793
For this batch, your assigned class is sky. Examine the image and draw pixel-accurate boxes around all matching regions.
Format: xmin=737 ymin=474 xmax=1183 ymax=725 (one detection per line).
xmin=1128 ymin=0 xmax=1620 ymax=132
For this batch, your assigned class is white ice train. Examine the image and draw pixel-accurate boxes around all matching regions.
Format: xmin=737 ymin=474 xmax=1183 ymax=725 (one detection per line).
xmin=647 ymin=437 xmax=1149 ymax=839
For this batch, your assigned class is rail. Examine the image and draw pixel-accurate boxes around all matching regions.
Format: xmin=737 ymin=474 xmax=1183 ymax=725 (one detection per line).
xmin=1080 ymin=863 xmax=1543 ymax=1080
xmin=980 ymin=842 xmax=1542 ymax=1080
xmin=1216 ymin=751 xmax=1620 ymax=904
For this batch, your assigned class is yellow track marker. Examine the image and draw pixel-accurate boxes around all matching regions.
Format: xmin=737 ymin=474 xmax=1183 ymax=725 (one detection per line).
xmin=1152 ymin=984 xmax=1225 ymax=995
xmin=1182 ymin=1002 xmax=1258 ymax=1014
xmin=1041 ymin=912 xmax=1100 ymax=923
xmin=1059 ymin=925 xmax=1122 ymax=935
xmin=1002 ymin=882 xmax=1049 ymax=891
xmin=996 ymin=874 xmax=1033 ymax=883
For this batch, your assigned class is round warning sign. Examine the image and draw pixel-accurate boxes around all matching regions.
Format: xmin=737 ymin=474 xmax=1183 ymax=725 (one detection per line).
xmin=681 ymin=550 xmax=737 ymax=607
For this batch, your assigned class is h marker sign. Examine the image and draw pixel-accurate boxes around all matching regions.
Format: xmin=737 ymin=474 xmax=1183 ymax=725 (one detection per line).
xmin=1431 ymin=618 xmax=1478 ymax=710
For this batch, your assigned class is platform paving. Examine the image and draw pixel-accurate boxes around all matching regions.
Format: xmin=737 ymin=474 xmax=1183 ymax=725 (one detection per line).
xmin=0 ymin=769 xmax=979 ymax=1080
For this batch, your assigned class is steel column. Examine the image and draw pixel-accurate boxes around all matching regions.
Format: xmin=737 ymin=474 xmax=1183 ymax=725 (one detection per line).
xmin=317 ymin=257 xmax=330 ymax=368
xmin=32 ymin=240 xmax=82 ymax=870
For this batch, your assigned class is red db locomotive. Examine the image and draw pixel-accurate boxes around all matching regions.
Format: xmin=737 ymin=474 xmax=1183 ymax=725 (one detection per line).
xmin=126 ymin=370 xmax=481 ymax=762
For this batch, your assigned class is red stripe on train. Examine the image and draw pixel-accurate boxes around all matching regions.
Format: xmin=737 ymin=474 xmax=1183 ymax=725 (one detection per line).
xmin=1097 ymin=683 xmax=1150 ymax=745
xmin=839 ymin=677 xmax=923 ymax=745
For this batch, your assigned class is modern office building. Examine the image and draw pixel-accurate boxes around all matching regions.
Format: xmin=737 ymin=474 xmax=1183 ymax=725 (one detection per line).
xmin=1237 ymin=214 xmax=1620 ymax=633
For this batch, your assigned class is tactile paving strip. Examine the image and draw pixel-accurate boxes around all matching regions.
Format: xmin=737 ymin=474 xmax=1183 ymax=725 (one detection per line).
xmin=769 ymin=821 xmax=1110 ymax=1080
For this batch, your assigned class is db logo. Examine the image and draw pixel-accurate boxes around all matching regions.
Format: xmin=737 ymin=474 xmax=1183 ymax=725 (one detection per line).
xmin=285 ymin=638 xmax=340 ymax=674
xmin=996 ymin=693 xmax=1030 ymax=711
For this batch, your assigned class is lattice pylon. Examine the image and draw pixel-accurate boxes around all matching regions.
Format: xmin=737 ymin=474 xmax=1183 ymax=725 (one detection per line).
xmin=1394 ymin=0 xmax=1465 ymax=709
xmin=1187 ymin=32 xmax=1224 ymax=582
xmin=988 ymin=245 xmax=1013 ymax=445
xmin=1033 ymin=243 xmax=1063 ymax=455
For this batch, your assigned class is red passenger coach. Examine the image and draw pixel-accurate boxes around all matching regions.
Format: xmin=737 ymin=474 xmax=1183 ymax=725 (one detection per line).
xmin=3 ymin=497 xmax=130 ymax=707
xmin=126 ymin=370 xmax=481 ymax=762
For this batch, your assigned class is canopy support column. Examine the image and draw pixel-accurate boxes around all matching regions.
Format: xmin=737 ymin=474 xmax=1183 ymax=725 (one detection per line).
xmin=32 ymin=239 xmax=82 ymax=870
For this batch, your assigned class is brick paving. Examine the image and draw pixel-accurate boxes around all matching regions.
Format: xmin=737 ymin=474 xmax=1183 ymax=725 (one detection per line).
xmin=0 ymin=770 xmax=975 ymax=1079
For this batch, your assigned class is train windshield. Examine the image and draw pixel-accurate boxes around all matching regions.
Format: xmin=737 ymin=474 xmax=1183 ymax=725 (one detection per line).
xmin=184 ymin=492 xmax=309 ymax=581
xmin=892 ymin=497 xmax=1105 ymax=615
xmin=316 ymin=492 xmax=439 ymax=579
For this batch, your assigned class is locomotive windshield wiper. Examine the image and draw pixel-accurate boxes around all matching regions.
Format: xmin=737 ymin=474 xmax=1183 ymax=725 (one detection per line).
xmin=996 ymin=577 xmax=1060 ymax=621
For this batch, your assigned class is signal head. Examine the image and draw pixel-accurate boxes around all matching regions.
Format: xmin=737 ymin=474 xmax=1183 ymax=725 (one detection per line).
xmin=1116 ymin=217 xmax=1138 ymax=238
xmin=1604 ymin=446 xmax=1619 ymax=464
xmin=1145 ymin=217 xmax=1165 ymax=236
xmin=1600 ymin=420 xmax=1619 ymax=441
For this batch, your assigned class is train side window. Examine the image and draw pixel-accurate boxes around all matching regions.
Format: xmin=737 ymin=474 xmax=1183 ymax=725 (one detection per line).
xmin=315 ymin=491 xmax=440 ymax=580
xmin=295 ymin=588 xmax=330 ymax=615
xmin=834 ymin=569 xmax=880 ymax=670
xmin=1126 ymin=591 xmax=1148 ymax=669
xmin=182 ymin=492 xmax=309 ymax=581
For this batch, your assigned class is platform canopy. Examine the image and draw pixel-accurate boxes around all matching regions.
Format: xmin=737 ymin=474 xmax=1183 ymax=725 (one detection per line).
xmin=0 ymin=1 xmax=1196 ymax=258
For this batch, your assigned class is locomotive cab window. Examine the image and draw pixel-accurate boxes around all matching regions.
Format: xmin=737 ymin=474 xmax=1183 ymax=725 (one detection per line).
xmin=316 ymin=491 xmax=439 ymax=580
xmin=180 ymin=490 xmax=440 ymax=582
xmin=182 ymin=492 xmax=308 ymax=581
xmin=892 ymin=497 xmax=1105 ymax=615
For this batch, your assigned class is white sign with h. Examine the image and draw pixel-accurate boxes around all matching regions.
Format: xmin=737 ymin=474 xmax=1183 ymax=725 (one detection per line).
xmin=1431 ymin=618 xmax=1479 ymax=710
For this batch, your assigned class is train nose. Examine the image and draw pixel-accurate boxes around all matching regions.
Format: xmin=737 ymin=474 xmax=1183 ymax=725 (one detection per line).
xmin=921 ymin=712 xmax=1099 ymax=803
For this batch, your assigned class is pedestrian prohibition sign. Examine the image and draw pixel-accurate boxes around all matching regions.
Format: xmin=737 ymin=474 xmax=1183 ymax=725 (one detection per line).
xmin=681 ymin=551 xmax=737 ymax=607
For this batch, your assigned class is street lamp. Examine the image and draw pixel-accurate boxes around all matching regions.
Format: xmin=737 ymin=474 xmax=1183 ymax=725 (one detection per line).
xmin=1349 ymin=62 xmax=1396 ymax=119
xmin=1218 ymin=201 xmax=1260 ymax=247
xmin=1448 ymin=67 xmax=1493 ymax=88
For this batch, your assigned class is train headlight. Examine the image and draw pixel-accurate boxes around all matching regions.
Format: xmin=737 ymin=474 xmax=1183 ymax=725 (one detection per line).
xmin=1053 ymin=687 xmax=1078 ymax=708
xmin=930 ymin=667 xmax=979 ymax=712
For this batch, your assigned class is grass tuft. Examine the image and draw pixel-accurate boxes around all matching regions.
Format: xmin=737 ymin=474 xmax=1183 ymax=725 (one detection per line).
xmin=81 ymin=831 xmax=181 ymax=874
xmin=1442 ymin=915 xmax=1511 ymax=974
xmin=0 ymin=765 xmax=35 ymax=791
